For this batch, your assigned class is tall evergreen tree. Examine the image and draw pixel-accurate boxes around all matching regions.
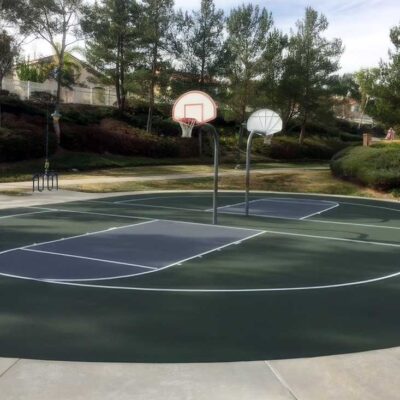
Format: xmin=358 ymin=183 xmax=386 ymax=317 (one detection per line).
xmin=140 ymin=0 xmax=175 ymax=133
xmin=0 ymin=30 xmax=18 ymax=90
xmin=176 ymin=0 xmax=224 ymax=91
xmin=223 ymin=4 xmax=273 ymax=123
xmin=81 ymin=0 xmax=141 ymax=111
xmin=288 ymin=7 xmax=343 ymax=144
xmin=369 ymin=24 xmax=400 ymax=126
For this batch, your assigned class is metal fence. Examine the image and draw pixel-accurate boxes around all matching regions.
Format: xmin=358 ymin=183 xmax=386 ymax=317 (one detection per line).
xmin=1 ymin=77 xmax=118 ymax=107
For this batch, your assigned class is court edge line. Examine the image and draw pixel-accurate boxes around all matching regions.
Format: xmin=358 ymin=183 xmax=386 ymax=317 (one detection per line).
xmin=114 ymin=202 xmax=202 ymax=212
xmin=22 ymin=248 xmax=156 ymax=270
xmin=163 ymin=230 xmax=266 ymax=269
xmin=2 ymin=266 xmax=399 ymax=293
xmin=28 ymin=207 xmax=264 ymax=233
xmin=2 ymin=222 xmax=400 ymax=289
xmin=212 ymin=197 xmax=338 ymax=212
xmin=27 ymin=206 xmax=400 ymax=236
xmin=29 ymin=201 xmax=400 ymax=231
xmin=25 ymin=209 xmax=400 ymax=244
xmin=114 ymin=194 xmax=247 ymax=204
xmin=0 ymin=219 xmax=158 ymax=256
xmin=299 ymin=203 xmax=340 ymax=220
xmin=0 ymin=210 xmax=53 ymax=220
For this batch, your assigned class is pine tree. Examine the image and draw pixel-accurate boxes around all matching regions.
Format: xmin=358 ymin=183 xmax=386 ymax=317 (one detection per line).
xmin=176 ymin=0 xmax=224 ymax=91
xmin=81 ymin=0 xmax=141 ymax=111
xmin=288 ymin=7 xmax=343 ymax=144
xmin=140 ymin=0 xmax=175 ymax=133
xmin=223 ymin=4 xmax=273 ymax=123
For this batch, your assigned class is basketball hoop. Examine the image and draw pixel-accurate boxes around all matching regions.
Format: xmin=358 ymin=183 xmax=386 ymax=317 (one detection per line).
xmin=172 ymin=91 xmax=220 ymax=225
xmin=178 ymin=118 xmax=198 ymax=138
xmin=245 ymin=109 xmax=283 ymax=216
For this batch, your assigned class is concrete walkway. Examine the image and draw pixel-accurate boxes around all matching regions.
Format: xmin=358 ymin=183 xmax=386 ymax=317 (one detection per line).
xmin=0 ymin=348 xmax=399 ymax=399
xmin=0 ymin=189 xmax=399 ymax=399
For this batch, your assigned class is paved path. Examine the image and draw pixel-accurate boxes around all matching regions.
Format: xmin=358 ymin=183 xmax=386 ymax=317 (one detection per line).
xmin=0 ymin=348 xmax=399 ymax=399
xmin=0 ymin=167 xmax=328 ymax=191
xmin=0 ymin=189 xmax=399 ymax=399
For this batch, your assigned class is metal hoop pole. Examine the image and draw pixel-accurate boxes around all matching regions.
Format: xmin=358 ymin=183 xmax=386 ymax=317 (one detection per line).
xmin=202 ymin=124 xmax=220 ymax=225
xmin=245 ymin=131 xmax=257 ymax=216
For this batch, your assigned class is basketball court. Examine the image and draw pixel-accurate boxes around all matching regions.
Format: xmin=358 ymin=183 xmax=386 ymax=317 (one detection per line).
xmin=1 ymin=191 xmax=400 ymax=363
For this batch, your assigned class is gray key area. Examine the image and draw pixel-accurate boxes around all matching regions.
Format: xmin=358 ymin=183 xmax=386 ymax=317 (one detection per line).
xmin=0 ymin=220 xmax=262 ymax=281
xmin=219 ymin=198 xmax=338 ymax=220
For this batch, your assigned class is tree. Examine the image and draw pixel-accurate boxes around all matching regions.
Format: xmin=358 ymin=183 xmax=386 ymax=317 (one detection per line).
xmin=81 ymin=0 xmax=141 ymax=111
xmin=258 ymin=29 xmax=300 ymax=132
xmin=8 ymin=0 xmax=82 ymax=143
xmin=368 ymin=24 xmax=400 ymax=126
xmin=176 ymin=0 xmax=224 ymax=91
xmin=140 ymin=0 xmax=176 ymax=132
xmin=223 ymin=4 xmax=273 ymax=124
xmin=0 ymin=30 xmax=18 ymax=90
xmin=288 ymin=7 xmax=343 ymax=144
xmin=354 ymin=68 xmax=379 ymax=127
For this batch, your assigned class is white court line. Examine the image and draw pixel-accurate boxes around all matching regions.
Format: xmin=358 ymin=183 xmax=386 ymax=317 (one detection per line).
xmin=58 ymin=227 xmax=266 ymax=283
xmin=0 ymin=216 xmax=265 ymax=283
xmin=307 ymin=219 xmax=400 ymax=231
xmin=37 ymin=268 xmax=400 ymax=292
xmin=338 ymin=201 xmax=400 ymax=213
xmin=31 ymin=206 xmax=155 ymax=221
xmin=0 ymin=219 xmax=158 ymax=257
xmin=163 ymin=230 xmax=265 ymax=269
xmin=22 ymin=248 xmax=156 ymax=270
xmin=114 ymin=194 xmax=244 ymax=204
xmin=29 ymin=207 xmax=262 ymax=233
xmin=299 ymin=202 xmax=340 ymax=220
xmin=27 ymin=206 xmax=400 ymax=233
xmin=212 ymin=198 xmax=340 ymax=220
xmin=0 ymin=210 xmax=53 ymax=220
xmin=23 ymin=209 xmax=400 ymax=247
xmin=113 ymin=202 xmax=203 ymax=213
xmin=261 ymin=229 xmax=400 ymax=248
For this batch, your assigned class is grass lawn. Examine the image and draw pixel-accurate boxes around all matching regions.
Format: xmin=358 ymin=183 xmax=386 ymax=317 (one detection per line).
xmin=65 ymin=170 xmax=393 ymax=200
xmin=0 ymin=150 xmax=328 ymax=182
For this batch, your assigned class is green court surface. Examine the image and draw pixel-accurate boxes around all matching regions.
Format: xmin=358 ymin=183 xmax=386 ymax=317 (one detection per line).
xmin=0 ymin=191 xmax=400 ymax=363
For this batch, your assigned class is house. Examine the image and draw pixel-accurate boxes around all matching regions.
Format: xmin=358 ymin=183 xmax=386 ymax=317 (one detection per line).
xmin=2 ymin=53 xmax=117 ymax=106
xmin=333 ymin=96 xmax=374 ymax=125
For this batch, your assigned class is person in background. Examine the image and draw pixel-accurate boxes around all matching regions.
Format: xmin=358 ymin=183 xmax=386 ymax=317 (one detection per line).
xmin=385 ymin=127 xmax=395 ymax=140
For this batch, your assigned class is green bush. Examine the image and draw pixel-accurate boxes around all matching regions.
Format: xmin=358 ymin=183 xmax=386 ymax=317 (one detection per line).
xmin=60 ymin=124 xmax=199 ymax=158
xmin=253 ymin=135 xmax=351 ymax=160
xmin=0 ymin=127 xmax=57 ymax=162
xmin=330 ymin=143 xmax=400 ymax=190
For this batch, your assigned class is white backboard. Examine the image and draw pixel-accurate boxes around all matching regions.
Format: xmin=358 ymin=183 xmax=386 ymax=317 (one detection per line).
xmin=172 ymin=91 xmax=217 ymax=124
xmin=247 ymin=109 xmax=282 ymax=136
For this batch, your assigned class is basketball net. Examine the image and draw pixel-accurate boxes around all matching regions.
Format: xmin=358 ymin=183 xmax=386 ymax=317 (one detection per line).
xmin=178 ymin=118 xmax=197 ymax=138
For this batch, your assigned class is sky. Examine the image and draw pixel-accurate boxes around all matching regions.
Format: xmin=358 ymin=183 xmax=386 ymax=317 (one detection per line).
xmin=175 ymin=0 xmax=400 ymax=73
xmin=24 ymin=0 xmax=400 ymax=73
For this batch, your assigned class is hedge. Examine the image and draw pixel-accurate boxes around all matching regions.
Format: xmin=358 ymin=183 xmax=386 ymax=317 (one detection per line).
xmin=60 ymin=124 xmax=199 ymax=158
xmin=0 ymin=127 xmax=57 ymax=162
xmin=253 ymin=135 xmax=353 ymax=160
xmin=330 ymin=143 xmax=400 ymax=190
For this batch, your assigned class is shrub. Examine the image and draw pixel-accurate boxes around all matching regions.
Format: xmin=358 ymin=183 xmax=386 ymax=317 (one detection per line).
xmin=30 ymin=91 xmax=57 ymax=104
xmin=60 ymin=124 xmax=199 ymax=158
xmin=0 ymin=127 xmax=57 ymax=162
xmin=330 ymin=143 xmax=400 ymax=190
xmin=253 ymin=135 xmax=351 ymax=161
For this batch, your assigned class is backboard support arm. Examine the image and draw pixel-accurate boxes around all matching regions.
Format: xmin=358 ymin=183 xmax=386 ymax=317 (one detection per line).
xmin=201 ymin=124 xmax=220 ymax=225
